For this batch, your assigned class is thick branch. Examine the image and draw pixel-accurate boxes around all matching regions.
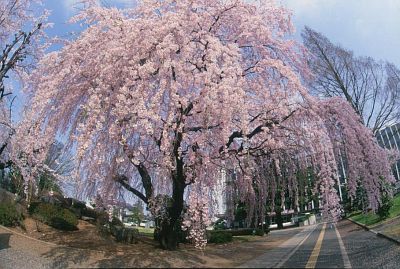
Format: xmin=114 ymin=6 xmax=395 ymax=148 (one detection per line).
xmin=220 ymin=110 xmax=296 ymax=153
xmin=134 ymin=162 xmax=154 ymax=201
xmin=114 ymin=175 xmax=148 ymax=204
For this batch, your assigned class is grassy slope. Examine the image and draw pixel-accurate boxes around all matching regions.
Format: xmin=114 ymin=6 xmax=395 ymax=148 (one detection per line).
xmin=349 ymin=193 xmax=400 ymax=226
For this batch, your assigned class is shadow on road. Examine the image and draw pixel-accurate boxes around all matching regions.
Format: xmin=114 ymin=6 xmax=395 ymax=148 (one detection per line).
xmin=0 ymin=233 xmax=11 ymax=250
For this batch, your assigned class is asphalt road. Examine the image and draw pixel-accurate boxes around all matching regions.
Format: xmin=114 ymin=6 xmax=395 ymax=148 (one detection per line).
xmin=240 ymin=219 xmax=400 ymax=268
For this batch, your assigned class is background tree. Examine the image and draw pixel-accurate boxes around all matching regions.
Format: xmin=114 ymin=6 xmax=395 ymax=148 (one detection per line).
xmin=17 ymin=0 xmax=394 ymax=250
xmin=302 ymin=26 xmax=400 ymax=134
xmin=128 ymin=201 xmax=145 ymax=225
xmin=37 ymin=141 xmax=74 ymax=196
xmin=0 ymin=0 xmax=48 ymax=170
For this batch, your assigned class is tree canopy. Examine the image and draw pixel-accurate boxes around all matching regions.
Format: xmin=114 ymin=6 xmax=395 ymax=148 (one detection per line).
xmin=13 ymin=0 xmax=395 ymax=249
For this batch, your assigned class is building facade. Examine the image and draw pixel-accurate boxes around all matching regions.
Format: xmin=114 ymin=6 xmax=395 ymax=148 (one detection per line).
xmin=376 ymin=123 xmax=400 ymax=192
xmin=376 ymin=123 xmax=400 ymax=181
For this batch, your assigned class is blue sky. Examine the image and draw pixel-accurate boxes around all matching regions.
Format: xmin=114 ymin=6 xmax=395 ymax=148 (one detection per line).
xmin=44 ymin=0 xmax=400 ymax=66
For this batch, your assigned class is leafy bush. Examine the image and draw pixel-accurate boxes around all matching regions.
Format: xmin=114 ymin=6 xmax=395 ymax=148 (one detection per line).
xmin=377 ymin=194 xmax=393 ymax=220
xmin=30 ymin=202 xmax=78 ymax=231
xmin=95 ymin=211 xmax=122 ymax=226
xmin=72 ymin=200 xmax=86 ymax=210
xmin=254 ymin=228 xmax=265 ymax=236
xmin=207 ymin=230 xmax=233 ymax=244
xmin=96 ymin=212 xmax=132 ymax=239
xmin=0 ymin=202 xmax=24 ymax=227
xmin=81 ymin=207 xmax=98 ymax=219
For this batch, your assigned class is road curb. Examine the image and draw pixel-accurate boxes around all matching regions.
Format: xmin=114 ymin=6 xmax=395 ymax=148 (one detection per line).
xmin=346 ymin=218 xmax=377 ymax=234
xmin=346 ymin=218 xmax=400 ymax=245
xmin=376 ymin=232 xmax=400 ymax=246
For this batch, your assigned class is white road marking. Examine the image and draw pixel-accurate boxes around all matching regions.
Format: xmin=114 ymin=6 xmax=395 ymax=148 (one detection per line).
xmin=335 ymin=224 xmax=352 ymax=269
xmin=275 ymin=224 xmax=319 ymax=268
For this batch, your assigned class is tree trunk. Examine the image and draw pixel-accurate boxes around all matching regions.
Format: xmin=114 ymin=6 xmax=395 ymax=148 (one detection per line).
xmin=275 ymin=209 xmax=283 ymax=229
xmin=157 ymin=215 xmax=182 ymax=250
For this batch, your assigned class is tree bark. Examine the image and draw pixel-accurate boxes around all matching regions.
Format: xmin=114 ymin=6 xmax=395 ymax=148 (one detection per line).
xmin=275 ymin=208 xmax=283 ymax=229
xmin=157 ymin=158 xmax=186 ymax=250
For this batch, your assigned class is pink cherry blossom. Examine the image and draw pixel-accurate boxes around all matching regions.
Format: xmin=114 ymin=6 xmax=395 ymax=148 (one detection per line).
xmin=14 ymin=0 xmax=395 ymax=249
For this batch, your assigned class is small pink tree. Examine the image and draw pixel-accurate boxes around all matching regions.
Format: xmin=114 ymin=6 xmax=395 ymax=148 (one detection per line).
xmin=18 ymin=0 xmax=394 ymax=249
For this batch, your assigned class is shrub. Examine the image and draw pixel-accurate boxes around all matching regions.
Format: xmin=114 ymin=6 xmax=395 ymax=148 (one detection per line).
xmin=377 ymin=194 xmax=393 ymax=220
xmin=72 ymin=200 xmax=86 ymax=210
xmin=113 ymin=226 xmax=139 ymax=244
xmin=96 ymin=212 xmax=133 ymax=240
xmin=207 ymin=230 xmax=233 ymax=244
xmin=81 ymin=207 xmax=98 ymax=219
xmin=0 ymin=202 xmax=24 ymax=227
xmin=30 ymin=202 xmax=78 ymax=231
xmin=254 ymin=228 xmax=265 ymax=236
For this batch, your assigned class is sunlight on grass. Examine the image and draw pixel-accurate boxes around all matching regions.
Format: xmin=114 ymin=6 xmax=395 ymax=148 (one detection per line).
xmin=349 ymin=193 xmax=400 ymax=227
xmin=232 ymin=236 xmax=253 ymax=243
xmin=350 ymin=212 xmax=381 ymax=226
xmin=137 ymin=227 xmax=154 ymax=237
xmin=389 ymin=193 xmax=400 ymax=218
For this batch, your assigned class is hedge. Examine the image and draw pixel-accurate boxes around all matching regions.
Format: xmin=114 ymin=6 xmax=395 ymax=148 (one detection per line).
xmin=207 ymin=230 xmax=233 ymax=243
xmin=206 ymin=227 xmax=267 ymax=243
xmin=228 ymin=228 xmax=254 ymax=236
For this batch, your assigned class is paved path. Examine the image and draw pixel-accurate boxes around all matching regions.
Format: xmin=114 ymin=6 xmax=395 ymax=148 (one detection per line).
xmin=239 ymin=219 xmax=400 ymax=268
xmin=0 ymin=227 xmax=53 ymax=269
xmin=0 ymin=226 xmax=101 ymax=269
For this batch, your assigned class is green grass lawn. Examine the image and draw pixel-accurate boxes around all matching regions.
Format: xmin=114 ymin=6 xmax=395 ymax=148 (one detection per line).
xmin=232 ymin=235 xmax=255 ymax=243
xmin=137 ymin=227 xmax=154 ymax=237
xmin=349 ymin=193 xmax=400 ymax=226
xmin=388 ymin=193 xmax=400 ymax=218
xmin=350 ymin=211 xmax=381 ymax=226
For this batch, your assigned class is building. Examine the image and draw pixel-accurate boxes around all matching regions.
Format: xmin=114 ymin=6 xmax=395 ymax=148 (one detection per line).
xmin=376 ymin=123 xmax=400 ymax=183
xmin=376 ymin=123 xmax=400 ymax=192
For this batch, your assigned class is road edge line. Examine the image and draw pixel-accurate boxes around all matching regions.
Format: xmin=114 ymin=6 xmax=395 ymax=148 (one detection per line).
xmin=334 ymin=224 xmax=352 ymax=269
